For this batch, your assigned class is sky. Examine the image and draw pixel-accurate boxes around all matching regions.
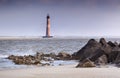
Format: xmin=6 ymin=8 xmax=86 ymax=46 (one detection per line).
xmin=0 ymin=0 xmax=120 ymax=37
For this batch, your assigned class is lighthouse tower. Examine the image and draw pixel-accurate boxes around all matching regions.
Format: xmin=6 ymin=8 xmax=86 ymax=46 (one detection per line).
xmin=43 ymin=14 xmax=53 ymax=38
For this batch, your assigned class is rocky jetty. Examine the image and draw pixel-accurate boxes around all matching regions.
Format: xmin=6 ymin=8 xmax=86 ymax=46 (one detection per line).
xmin=7 ymin=52 xmax=72 ymax=66
xmin=75 ymin=38 xmax=120 ymax=67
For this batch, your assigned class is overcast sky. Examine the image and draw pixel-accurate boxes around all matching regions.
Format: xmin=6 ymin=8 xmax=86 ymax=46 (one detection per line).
xmin=0 ymin=0 xmax=120 ymax=37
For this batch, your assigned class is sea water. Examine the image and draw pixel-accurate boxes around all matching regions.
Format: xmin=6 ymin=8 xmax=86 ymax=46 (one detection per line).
xmin=0 ymin=38 xmax=119 ymax=70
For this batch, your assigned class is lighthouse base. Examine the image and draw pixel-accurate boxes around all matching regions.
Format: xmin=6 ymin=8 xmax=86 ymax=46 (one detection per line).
xmin=42 ymin=36 xmax=53 ymax=38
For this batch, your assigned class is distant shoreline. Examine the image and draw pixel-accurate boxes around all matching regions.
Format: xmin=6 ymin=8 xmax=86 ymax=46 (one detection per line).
xmin=0 ymin=36 xmax=120 ymax=39
xmin=0 ymin=36 xmax=90 ymax=40
xmin=0 ymin=36 xmax=41 ymax=39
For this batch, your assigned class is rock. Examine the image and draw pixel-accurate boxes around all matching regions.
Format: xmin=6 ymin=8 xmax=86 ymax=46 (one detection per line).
xmin=119 ymin=43 xmax=120 ymax=47
xmin=108 ymin=51 xmax=119 ymax=63
xmin=107 ymin=41 xmax=116 ymax=48
xmin=42 ymin=63 xmax=50 ymax=66
xmin=57 ymin=52 xmax=72 ymax=60
xmin=35 ymin=52 xmax=44 ymax=60
xmin=7 ymin=52 xmax=60 ymax=66
xmin=95 ymin=54 xmax=108 ymax=65
xmin=89 ymin=48 xmax=105 ymax=62
xmin=114 ymin=51 xmax=120 ymax=64
xmin=8 ymin=54 xmax=42 ymax=65
xmin=33 ymin=60 xmax=41 ymax=65
xmin=75 ymin=48 xmax=107 ymax=66
xmin=49 ymin=53 xmax=57 ymax=59
xmin=74 ymin=39 xmax=101 ymax=61
xmin=76 ymin=58 xmax=96 ymax=68
xmin=8 ymin=55 xmax=15 ymax=60
xmin=108 ymin=41 xmax=120 ymax=51
xmin=74 ymin=38 xmax=120 ymax=67
xmin=43 ymin=57 xmax=54 ymax=61
xmin=99 ymin=38 xmax=112 ymax=54
xmin=114 ymin=42 xmax=119 ymax=46
xmin=59 ymin=64 xmax=64 ymax=66
xmin=99 ymin=38 xmax=107 ymax=46
xmin=112 ymin=47 xmax=120 ymax=52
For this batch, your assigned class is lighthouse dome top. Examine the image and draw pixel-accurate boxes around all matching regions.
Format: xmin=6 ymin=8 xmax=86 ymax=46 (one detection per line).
xmin=47 ymin=14 xmax=50 ymax=18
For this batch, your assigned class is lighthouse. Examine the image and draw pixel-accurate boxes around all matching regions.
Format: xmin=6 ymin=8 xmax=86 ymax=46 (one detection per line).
xmin=43 ymin=14 xmax=53 ymax=38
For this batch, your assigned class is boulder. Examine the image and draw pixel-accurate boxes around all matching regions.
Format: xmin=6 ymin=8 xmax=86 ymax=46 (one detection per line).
xmin=8 ymin=54 xmax=44 ymax=65
xmin=8 ymin=52 xmax=72 ymax=66
xmin=119 ymin=43 xmax=120 ymax=47
xmin=75 ymin=38 xmax=120 ymax=67
xmin=95 ymin=54 xmax=108 ymax=65
xmin=76 ymin=58 xmax=96 ymax=68
xmin=33 ymin=60 xmax=41 ymax=65
xmin=101 ymin=46 xmax=112 ymax=55
xmin=89 ymin=49 xmax=105 ymax=62
xmin=99 ymin=38 xmax=112 ymax=54
xmin=107 ymin=41 xmax=116 ymax=48
xmin=78 ymin=49 xmax=107 ymax=66
xmin=41 ymin=63 xmax=50 ymax=66
xmin=114 ymin=42 xmax=119 ymax=47
xmin=49 ymin=53 xmax=57 ymax=59
xmin=35 ymin=52 xmax=44 ymax=60
xmin=57 ymin=52 xmax=72 ymax=60
xmin=73 ymin=39 xmax=101 ymax=61
xmin=108 ymin=51 xmax=119 ymax=63
xmin=14 ymin=58 xmax=24 ymax=65
xmin=114 ymin=51 xmax=120 ymax=64
xmin=99 ymin=38 xmax=107 ymax=46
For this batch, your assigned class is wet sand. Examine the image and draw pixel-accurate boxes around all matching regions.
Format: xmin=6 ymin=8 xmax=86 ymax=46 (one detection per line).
xmin=0 ymin=64 xmax=120 ymax=78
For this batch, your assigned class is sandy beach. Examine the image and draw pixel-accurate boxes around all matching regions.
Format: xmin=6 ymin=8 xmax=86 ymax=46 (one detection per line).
xmin=0 ymin=64 xmax=120 ymax=78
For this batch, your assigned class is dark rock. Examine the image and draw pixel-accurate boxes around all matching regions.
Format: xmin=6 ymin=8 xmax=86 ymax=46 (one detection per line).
xmin=75 ymin=38 xmax=120 ymax=67
xmin=99 ymin=38 xmax=112 ymax=54
xmin=76 ymin=58 xmax=96 ymax=68
xmin=112 ymin=47 xmax=120 ymax=52
xmin=42 ymin=63 xmax=50 ymax=66
xmin=95 ymin=54 xmax=108 ymax=65
xmin=89 ymin=49 xmax=105 ymax=62
xmin=107 ymin=41 xmax=116 ymax=48
xmin=114 ymin=51 xmax=120 ymax=64
xmin=49 ymin=53 xmax=57 ymax=59
xmin=57 ymin=52 xmax=72 ymax=60
xmin=114 ymin=42 xmax=119 ymax=47
xmin=76 ymin=49 xmax=107 ymax=67
xmin=43 ymin=57 xmax=54 ymax=61
xmin=33 ymin=60 xmax=41 ymax=65
xmin=35 ymin=52 xmax=44 ymax=60
xmin=119 ymin=43 xmax=120 ymax=47
xmin=108 ymin=51 xmax=119 ymax=63
xmin=42 ymin=53 xmax=57 ymax=59
xmin=13 ymin=58 xmax=21 ymax=64
xmin=8 ymin=55 xmax=16 ymax=60
xmin=101 ymin=45 xmax=112 ymax=55
xmin=99 ymin=38 xmax=107 ymax=46
xmin=8 ymin=54 xmax=42 ymax=65
xmin=74 ymin=39 xmax=101 ymax=61
xmin=8 ymin=52 xmax=70 ymax=66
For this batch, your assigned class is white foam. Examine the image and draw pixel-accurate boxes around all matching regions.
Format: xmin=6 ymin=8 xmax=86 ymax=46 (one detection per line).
xmin=9 ymin=49 xmax=36 ymax=56
xmin=0 ymin=54 xmax=8 ymax=58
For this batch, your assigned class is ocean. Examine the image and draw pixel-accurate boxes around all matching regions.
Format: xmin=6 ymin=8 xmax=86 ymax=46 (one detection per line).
xmin=0 ymin=38 xmax=119 ymax=70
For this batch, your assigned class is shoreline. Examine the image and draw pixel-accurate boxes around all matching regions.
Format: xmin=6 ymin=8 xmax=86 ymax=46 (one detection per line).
xmin=0 ymin=63 xmax=118 ymax=71
xmin=0 ymin=64 xmax=120 ymax=78
xmin=0 ymin=60 xmax=79 ymax=71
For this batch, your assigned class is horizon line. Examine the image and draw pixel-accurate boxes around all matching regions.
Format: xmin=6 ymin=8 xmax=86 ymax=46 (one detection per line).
xmin=0 ymin=36 xmax=120 ymax=38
